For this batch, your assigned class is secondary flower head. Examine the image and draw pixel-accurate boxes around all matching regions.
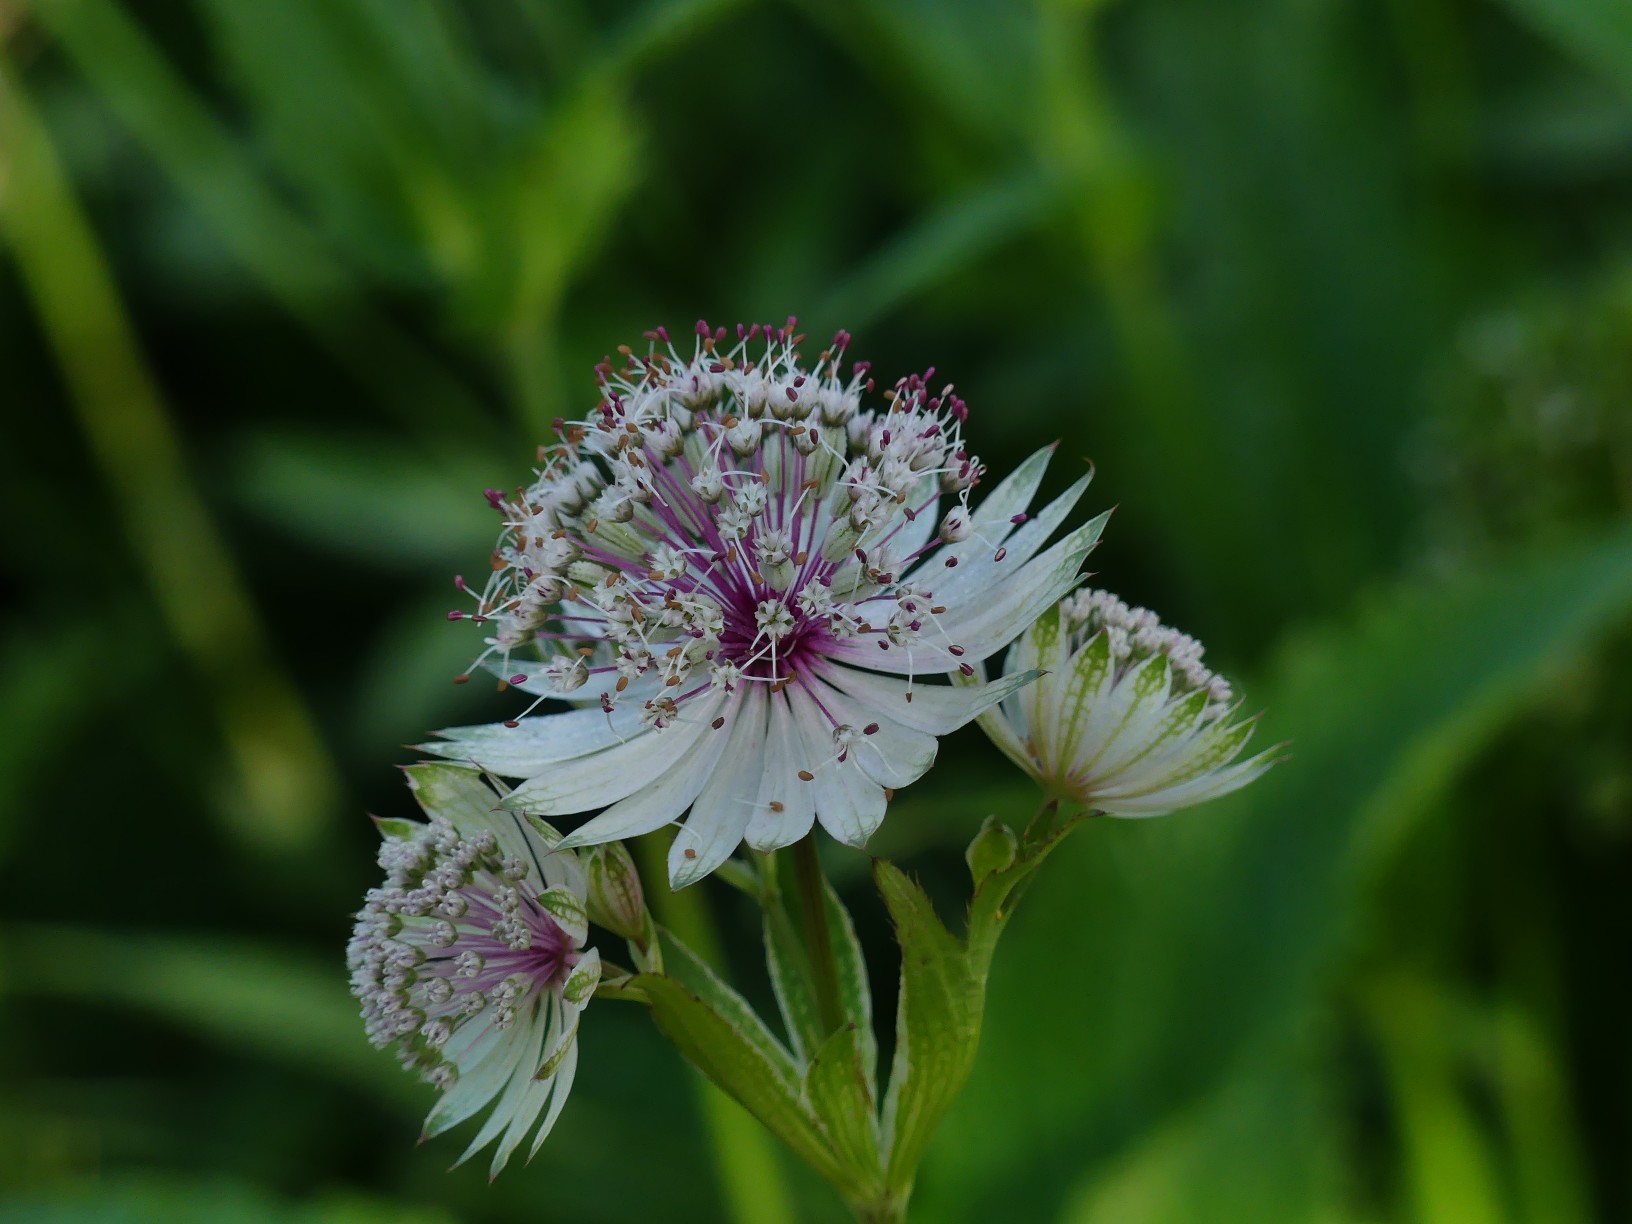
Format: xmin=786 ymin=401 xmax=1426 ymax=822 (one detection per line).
xmin=346 ymin=764 xmax=599 ymax=1178
xmin=978 ymin=589 xmax=1278 ymax=814
xmin=430 ymin=320 xmax=1107 ymax=886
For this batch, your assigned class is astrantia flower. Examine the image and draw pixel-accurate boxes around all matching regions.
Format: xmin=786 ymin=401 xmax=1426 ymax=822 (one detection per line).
xmin=346 ymin=764 xmax=599 ymax=1177
xmin=978 ymin=589 xmax=1278 ymax=814
xmin=427 ymin=320 xmax=1106 ymax=886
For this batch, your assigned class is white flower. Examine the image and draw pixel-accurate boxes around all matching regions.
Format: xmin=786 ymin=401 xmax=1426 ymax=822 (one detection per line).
xmin=346 ymin=764 xmax=599 ymax=1178
xmin=432 ymin=320 xmax=1107 ymax=887
xmin=977 ymin=589 xmax=1278 ymax=814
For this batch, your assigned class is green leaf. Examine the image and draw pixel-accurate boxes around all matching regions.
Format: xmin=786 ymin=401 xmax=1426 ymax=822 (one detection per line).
xmin=824 ymin=878 xmax=878 ymax=1090
xmin=874 ymin=860 xmax=983 ymax=1198
xmin=763 ymin=899 xmax=825 ymax=1062
xmin=657 ymin=927 xmax=801 ymax=1082
xmin=634 ymin=973 xmax=848 ymax=1188
xmin=803 ymin=1024 xmax=883 ymax=1195
xmin=2 ymin=925 xmax=412 ymax=1108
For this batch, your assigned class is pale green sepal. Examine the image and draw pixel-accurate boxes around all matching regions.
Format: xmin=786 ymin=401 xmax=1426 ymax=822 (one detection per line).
xmin=1052 ymin=629 xmax=1114 ymax=771
xmin=561 ymin=948 xmax=601 ymax=1007
xmin=534 ymin=886 xmax=589 ymax=943
xmin=965 ymin=815 xmax=1019 ymax=884
xmin=522 ymin=813 xmax=566 ymax=845
xmin=372 ymin=816 xmax=419 ymax=842
xmin=534 ymin=1015 xmax=580 ymax=1080
xmin=803 ymin=1024 xmax=883 ymax=1194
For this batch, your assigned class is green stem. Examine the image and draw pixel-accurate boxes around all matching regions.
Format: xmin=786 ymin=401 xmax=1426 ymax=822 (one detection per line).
xmin=793 ymin=836 xmax=846 ymax=1038
xmin=636 ymin=836 xmax=796 ymax=1224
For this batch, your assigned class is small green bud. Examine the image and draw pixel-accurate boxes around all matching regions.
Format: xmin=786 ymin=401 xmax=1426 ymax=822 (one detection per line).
xmin=965 ymin=815 xmax=1018 ymax=884
xmin=584 ymin=842 xmax=647 ymax=941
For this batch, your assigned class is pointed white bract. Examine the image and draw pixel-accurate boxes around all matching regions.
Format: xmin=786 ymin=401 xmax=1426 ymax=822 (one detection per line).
xmin=346 ymin=765 xmax=598 ymax=1178
xmin=429 ymin=320 xmax=1104 ymax=886
xmin=979 ymin=590 xmax=1278 ymax=816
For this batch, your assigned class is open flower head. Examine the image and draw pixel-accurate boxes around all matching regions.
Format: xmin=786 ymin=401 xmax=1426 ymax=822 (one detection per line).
xmin=346 ymin=764 xmax=599 ymax=1178
xmin=979 ymin=589 xmax=1279 ymax=815
xmin=427 ymin=320 xmax=1106 ymax=886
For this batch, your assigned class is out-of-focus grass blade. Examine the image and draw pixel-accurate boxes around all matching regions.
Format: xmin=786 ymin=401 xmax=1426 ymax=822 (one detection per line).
xmin=818 ymin=168 xmax=1061 ymax=331
xmin=0 ymin=1176 xmax=458 ymax=1224
xmin=21 ymin=0 xmax=492 ymax=436
xmin=1496 ymin=0 xmax=1632 ymax=102
xmin=0 ymin=58 xmax=338 ymax=853
xmin=1 ymin=925 xmax=413 ymax=1108
xmin=190 ymin=0 xmax=486 ymax=286
xmin=232 ymin=430 xmax=499 ymax=567
xmin=0 ymin=614 xmax=154 ymax=864
xmin=917 ymin=525 xmax=1632 ymax=1221
xmin=1360 ymin=974 xmax=1511 ymax=1224
xmin=1061 ymin=1053 xmax=1330 ymax=1224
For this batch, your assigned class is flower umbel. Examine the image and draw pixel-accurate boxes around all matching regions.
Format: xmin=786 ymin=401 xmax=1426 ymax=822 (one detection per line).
xmin=979 ymin=589 xmax=1279 ymax=814
xmin=346 ymin=764 xmax=599 ymax=1178
xmin=428 ymin=321 xmax=1106 ymax=886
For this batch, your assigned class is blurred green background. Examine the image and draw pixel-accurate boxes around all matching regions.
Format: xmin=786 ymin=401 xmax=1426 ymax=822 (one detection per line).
xmin=3 ymin=0 xmax=1632 ymax=1220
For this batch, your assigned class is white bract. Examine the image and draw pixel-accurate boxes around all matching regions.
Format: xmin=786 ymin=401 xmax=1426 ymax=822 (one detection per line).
xmin=978 ymin=589 xmax=1278 ymax=815
xmin=346 ymin=765 xmax=599 ymax=1178
xmin=429 ymin=320 xmax=1106 ymax=887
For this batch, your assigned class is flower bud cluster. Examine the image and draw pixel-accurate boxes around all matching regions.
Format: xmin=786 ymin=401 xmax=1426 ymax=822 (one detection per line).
xmin=1059 ymin=588 xmax=1234 ymax=713
xmin=347 ymin=816 xmax=581 ymax=1088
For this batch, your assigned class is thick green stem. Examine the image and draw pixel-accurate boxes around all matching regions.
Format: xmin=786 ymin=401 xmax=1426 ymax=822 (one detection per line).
xmin=793 ymin=836 xmax=846 ymax=1038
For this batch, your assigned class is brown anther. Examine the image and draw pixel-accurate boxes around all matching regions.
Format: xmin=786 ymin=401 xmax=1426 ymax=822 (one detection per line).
xmin=795 ymin=552 xmax=808 ymax=565
xmin=684 ymin=847 xmax=698 ymax=859
xmin=722 ymin=414 xmax=739 ymax=428
xmin=616 ymin=676 xmax=630 ymax=693
xmin=666 ymin=646 xmax=683 ymax=658
xmin=665 ymin=676 xmax=681 ymax=687
xmin=454 ymin=674 xmax=471 ymax=686
xmin=802 ymin=478 xmax=822 ymax=492
xmin=768 ymin=801 xmax=785 ymax=814
xmin=712 ymin=717 xmax=726 ymax=730
xmin=586 ymin=518 xmax=599 ymax=533
xmin=931 ymin=605 xmax=946 ymax=615
xmin=797 ymin=770 xmax=815 ymax=782
xmin=577 ymin=646 xmax=595 ymax=657
xmin=504 ymin=720 xmax=520 ymax=729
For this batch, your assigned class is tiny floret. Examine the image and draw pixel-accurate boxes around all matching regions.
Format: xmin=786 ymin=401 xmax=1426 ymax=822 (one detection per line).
xmin=346 ymin=765 xmax=599 ymax=1177
xmin=428 ymin=321 xmax=1110 ymax=887
xmin=977 ymin=590 xmax=1278 ymax=815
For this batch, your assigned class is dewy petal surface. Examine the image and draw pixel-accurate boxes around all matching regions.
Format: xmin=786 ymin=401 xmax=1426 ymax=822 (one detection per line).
xmin=432 ymin=323 xmax=1104 ymax=881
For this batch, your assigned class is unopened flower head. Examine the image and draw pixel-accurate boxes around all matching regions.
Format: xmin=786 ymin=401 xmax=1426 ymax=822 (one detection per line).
xmin=978 ymin=589 xmax=1278 ymax=815
xmin=346 ymin=765 xmax=599 ymax=1178
xmin=430 ymin=320 xmax=1107 ymax=886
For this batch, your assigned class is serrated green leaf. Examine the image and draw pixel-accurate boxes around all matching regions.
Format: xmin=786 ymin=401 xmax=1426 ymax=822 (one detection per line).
xmin=803 ymin=1024 xmax=883 ymax=1194
xmin=875 ymin=860 xmax=983 ymax=1198
xmin=635 ymin=973 xmax=848 ymax=1188
xmin=824 ymin=878 xmax=878 ymax=1091
xmin=657 ymin=927 xmax=800 ymax=1083
xmin=763 ymin=900 xmax=825 ymax=1062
